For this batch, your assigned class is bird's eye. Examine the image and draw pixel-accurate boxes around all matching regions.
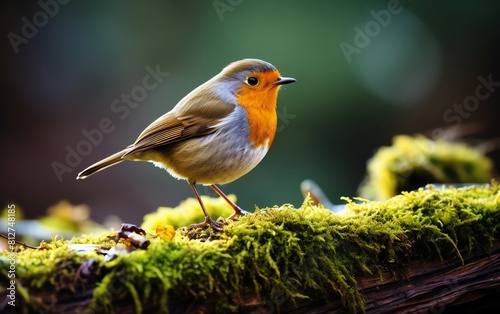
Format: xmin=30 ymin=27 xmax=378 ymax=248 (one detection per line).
xmin=246 ymin=77 xmax=258 ymax=86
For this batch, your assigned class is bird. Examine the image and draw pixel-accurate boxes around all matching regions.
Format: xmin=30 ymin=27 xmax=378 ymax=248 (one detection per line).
xmin=77 ymin=59 xmax=296 ymax=231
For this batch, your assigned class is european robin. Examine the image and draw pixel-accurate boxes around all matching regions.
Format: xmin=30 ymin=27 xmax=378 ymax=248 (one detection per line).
xmin=77 ymin=59 xmax=296 ymax=230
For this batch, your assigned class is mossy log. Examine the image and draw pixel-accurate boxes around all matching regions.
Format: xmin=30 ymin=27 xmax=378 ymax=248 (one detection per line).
xmin=280 ymin=242 xmax=500 ymax=314
xmin=6 ymin=243 xmax=499 ymax=313
xmin=1 ymin=183 xmax=500 ymax=313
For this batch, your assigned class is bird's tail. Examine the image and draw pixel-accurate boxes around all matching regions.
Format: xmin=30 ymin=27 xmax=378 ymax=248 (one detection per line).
xmin=76 ymin=150 xmax=128 ymax=180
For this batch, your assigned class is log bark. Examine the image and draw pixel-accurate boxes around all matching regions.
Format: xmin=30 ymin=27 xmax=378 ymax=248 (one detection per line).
xmin=12 ymin=243 xmax=500 ymax=313
xmin=276 ymin=242 xmax=500 ymax=314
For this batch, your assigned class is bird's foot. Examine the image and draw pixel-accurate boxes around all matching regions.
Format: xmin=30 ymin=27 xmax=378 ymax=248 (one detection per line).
xmin=227 ymin=206 xmax=249 ymax=220
xmin=189 ymin=217 xmax=224 ymax=232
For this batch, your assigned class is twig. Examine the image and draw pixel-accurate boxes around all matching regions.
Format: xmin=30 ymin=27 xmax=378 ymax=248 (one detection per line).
xmin=0 ymin=233 xmax=38 ymax=249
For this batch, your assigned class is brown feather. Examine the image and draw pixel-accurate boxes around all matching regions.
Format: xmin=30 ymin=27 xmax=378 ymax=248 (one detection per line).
xmin=124 ymin=92 xmax=236 ymax=156
xmin=77 ymin=150 xmax=128 ymax=179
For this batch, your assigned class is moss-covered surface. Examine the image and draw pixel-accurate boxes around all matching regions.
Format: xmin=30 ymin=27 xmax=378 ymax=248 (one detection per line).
xmin=1 ymin=183 xmax=500 ymax=313
xmin=358 ymin=135 xmax=493 ymax=201
xmin=142 ymin=194 xmax=235 ymax=230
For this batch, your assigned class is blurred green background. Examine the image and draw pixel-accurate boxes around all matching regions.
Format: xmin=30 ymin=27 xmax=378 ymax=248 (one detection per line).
xmin=1 ymin=0 xmax=499 ymax=224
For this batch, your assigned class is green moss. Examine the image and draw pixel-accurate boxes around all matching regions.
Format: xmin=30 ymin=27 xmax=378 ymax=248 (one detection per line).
xmin=2 ymin=183 xmax=499 ymax=313
xmin=358 ymin=135 xmax=493 ymax=201
xmin=0 ymin=233 xmax=113 ymax=312
xmin=141 ymin=194 xmax=235 ymax=230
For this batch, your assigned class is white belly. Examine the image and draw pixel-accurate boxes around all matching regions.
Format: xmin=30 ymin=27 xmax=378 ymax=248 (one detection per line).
xmin=145 ymin=105 xmax=272 ymax=185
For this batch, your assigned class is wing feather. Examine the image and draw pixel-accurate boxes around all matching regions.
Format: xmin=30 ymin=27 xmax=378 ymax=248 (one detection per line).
xmin=123 ymin=93 xmax=235 ymax=156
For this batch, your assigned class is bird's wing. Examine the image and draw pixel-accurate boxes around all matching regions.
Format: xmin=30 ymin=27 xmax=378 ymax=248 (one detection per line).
xmin=123 ymin=95 xmax=235 ymax=156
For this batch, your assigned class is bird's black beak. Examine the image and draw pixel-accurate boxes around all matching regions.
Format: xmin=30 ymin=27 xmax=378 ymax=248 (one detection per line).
xmin=273 ymin=77 xmax=296 ymax=85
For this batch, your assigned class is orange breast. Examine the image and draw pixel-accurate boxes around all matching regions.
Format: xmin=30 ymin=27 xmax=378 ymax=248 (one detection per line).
xmin=236 ymin=84 xmax=279 ymax=148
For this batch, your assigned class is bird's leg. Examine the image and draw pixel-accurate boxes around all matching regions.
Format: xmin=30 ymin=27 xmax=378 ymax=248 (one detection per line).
xmin=210 ymin=184 xmax=249 ymax=220
xmin=189 ymin=183 xmax=224 ymax=231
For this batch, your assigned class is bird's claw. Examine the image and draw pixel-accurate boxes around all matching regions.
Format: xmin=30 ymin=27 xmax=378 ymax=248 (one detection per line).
xmin=189 ymin=217 xmax=224 ymax=232
xmin=227 ymin=206 xmax=249 ymax=220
